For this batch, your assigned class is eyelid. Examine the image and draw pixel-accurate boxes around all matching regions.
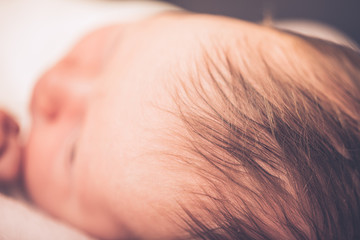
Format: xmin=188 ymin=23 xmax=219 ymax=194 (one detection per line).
xmin=66 ymin=129 xmax=80 ymax=167
xmin=69 ymin=141 xmax=77 ymax=164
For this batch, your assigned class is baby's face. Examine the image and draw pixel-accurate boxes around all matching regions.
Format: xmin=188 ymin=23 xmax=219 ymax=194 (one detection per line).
xmin=25 ymin=12 xmax=269 ymax=239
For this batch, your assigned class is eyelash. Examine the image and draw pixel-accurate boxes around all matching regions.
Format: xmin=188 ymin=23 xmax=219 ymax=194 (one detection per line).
xmin=69 ymin=142 xmax=77 ymax=163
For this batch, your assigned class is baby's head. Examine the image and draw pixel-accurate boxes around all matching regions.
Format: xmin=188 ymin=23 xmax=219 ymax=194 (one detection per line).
xmin=24 ymin=12 xmax=360 ymax=239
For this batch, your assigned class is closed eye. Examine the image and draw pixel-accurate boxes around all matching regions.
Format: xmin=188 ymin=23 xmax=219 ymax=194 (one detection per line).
xmin=69 ymin=142 xmax=77 ymax=164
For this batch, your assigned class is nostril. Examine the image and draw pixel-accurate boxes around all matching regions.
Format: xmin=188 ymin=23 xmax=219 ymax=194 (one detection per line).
xmin=37 ymin=94 xmax=61 ymax=122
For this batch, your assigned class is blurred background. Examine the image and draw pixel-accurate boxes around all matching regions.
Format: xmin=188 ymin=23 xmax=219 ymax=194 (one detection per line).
xmin=161 ymin=0 xmax=360 ymax=45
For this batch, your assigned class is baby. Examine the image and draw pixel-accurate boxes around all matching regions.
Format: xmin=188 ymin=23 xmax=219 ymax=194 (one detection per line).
xmin=1 ymin=11 xmax=360 ymax=240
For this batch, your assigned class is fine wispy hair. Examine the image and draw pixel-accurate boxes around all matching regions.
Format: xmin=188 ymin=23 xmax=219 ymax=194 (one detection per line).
xmin=168 ymin=29 xmax=360 ymax=240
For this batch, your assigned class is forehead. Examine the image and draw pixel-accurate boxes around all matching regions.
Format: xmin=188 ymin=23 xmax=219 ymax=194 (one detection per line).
xmin=68 ymin=12 xmax=274 ymax=79
xmin=101 ymin=14 xmax=256 ymax=79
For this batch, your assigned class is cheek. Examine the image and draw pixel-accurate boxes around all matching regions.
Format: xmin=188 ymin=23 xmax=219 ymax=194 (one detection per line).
xmin=24 ymin=123 xmax=73 ymax=214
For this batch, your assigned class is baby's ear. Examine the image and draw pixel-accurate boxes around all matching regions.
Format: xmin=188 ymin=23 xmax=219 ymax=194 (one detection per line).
xmin=0 ymin=110 xmax=21 ymax=183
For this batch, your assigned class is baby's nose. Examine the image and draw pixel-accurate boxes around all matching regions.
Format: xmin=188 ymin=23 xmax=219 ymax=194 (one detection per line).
xmin=0 ymin=110 xmax=21 ymax=182
xmin=31 ymin=67 xmax=93 ymax=123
